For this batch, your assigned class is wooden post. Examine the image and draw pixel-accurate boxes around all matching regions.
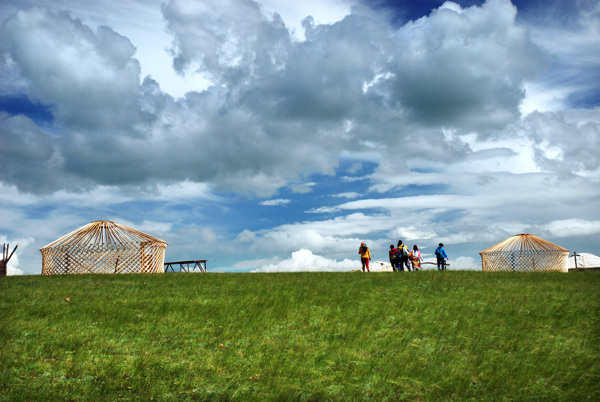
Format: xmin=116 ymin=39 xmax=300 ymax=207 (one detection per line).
xmin=1 ymin=243 xmax=18 ymax=277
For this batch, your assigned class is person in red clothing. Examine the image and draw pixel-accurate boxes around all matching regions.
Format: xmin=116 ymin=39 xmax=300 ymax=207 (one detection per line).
xmin=358 ymin=242 xmax=371 ymax=272
xmin=389 ymin=244 xmax=399 ymax=272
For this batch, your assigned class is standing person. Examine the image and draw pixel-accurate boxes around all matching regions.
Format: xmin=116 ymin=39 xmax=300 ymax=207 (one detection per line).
xmin=408 ymin=245 xmax=422 ymax=271
xmin=397 ymin=240 xmax=411 ymax=271
xmin=435 ymin=243 xmax=448 ymax=271
xmin=389 ymin=244 xmax=398 ymax=272
xmin=358 ymin=242 xmax=371 ymax=272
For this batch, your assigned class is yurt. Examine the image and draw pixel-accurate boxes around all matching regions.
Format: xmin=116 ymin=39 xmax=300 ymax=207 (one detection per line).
xmin=40 ymin=220 xmax=168 ymax=275
xmin=480 ymin=234 xmax=569 ymax=272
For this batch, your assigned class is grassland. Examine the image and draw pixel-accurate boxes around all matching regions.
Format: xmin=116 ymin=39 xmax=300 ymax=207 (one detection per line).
xmin=1 ymin=271 xmax=598 ymax=400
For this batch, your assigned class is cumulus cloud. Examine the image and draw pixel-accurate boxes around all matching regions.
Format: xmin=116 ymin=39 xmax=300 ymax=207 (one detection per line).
xmin=450 ymin=256 xmax=479 ymax=270
xmin=391 ymin=0 xmax=543 ymax=132
xmin=1 ymin=0 xmax=549 ymax=196
xmin=0 ymin=113 xmax=63 ymax=193
xmin=252 ymin=248 xmax=357 ymax=272
xmin=6 ymin=253 xmax=24 ymax=275
xmin=521 ymin=109 xmax=600 ymax=178
xmin=1 ymin=7 xmax=141 ymax=129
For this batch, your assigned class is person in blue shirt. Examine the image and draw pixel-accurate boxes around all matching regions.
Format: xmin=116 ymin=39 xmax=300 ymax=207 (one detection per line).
xmin=435 ymin=243 xmax=448 ymax=271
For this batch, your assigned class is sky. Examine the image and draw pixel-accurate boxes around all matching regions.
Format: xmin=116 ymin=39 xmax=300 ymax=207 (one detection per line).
xmin=1 ymin=0 xmax=599 ymax=275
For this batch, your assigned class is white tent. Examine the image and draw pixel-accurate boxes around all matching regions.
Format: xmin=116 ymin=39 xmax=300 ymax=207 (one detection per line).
xmin=568 ymin=253 xmax=600 ymax=271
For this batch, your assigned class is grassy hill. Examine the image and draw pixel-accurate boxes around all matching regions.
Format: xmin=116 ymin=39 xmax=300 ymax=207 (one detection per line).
xmin=1 ymin=271 xmax=598 ymax=400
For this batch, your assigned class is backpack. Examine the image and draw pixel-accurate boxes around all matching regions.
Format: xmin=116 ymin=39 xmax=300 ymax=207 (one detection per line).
xmin=435 ymin=247 xmax=441 ymax=257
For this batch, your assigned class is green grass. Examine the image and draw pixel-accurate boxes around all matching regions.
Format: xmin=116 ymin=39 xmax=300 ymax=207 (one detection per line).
xmin=1 ymin=271 xmax=598 ymax=400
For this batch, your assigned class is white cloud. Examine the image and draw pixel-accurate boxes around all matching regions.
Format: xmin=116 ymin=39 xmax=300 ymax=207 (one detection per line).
xmin=391 ymin=226 xmax=437 ymax=241
xmin=450 ymin=256 xmax=479 ymax=270
xmin=521 ymin=109 xmax=600 ymax=178
xmin=154 ymin=181 xmax=219 ymax=202
xmin=252 ymin=248 xmax=357 ymax=272
xmin=332 ymin=192 xmax=360 ymax=198
xmin=260 ymin=198 xmax=291 ymax=206
xmin=236 ymin=229 xmax=257 ymax=243
xmin=289 ymin=182 xmax=316 ymax=194
xmin=259 ymin=0 xmax=352 ymax=41
xmin=520 ymin=81 xmax=572 ymax=115
xmin=524 ymin=1 xmax=600 ymax=112
xmin=542 ymin=219 xmax=600 ymax=238
xmin=137 ymin=220 xmax=173 ymax=236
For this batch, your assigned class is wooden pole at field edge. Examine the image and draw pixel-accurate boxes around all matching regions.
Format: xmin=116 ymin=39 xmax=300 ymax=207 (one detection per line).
xmin=1 ymin=243 xmax=18 ymax=276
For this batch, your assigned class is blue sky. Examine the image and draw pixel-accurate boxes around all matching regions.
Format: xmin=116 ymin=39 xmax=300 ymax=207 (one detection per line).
xmin=1 ymin=0 xmax=599 ymax=274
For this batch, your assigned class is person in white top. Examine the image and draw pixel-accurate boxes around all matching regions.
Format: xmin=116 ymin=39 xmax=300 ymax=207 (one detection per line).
xmin=408 ymin=245 xmax=422 ymax=271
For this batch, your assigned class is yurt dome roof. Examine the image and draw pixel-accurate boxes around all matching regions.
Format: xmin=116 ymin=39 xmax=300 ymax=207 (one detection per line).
xmin=480 ymin=233 xmax=568 ymax=254
xmin=41 ymin=220 xmax=167 ymax=250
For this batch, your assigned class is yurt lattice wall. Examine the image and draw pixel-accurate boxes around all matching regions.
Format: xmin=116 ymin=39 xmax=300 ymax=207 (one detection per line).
xmin=40 ymin=221 xmax=168 ymax=275
xmin=480 ymin=234 xmax=569 ymax=273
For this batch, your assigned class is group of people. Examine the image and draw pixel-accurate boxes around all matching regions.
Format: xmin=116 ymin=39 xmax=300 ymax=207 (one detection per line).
xmin=358 ymin=241 xmax=448 ymax=272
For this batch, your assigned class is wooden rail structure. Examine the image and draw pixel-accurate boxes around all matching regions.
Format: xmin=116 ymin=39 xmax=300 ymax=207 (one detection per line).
xmin=421 ymin=261 xmax=450 ymax=268
xmin=164 ymin=260 xmax=207 ymax=273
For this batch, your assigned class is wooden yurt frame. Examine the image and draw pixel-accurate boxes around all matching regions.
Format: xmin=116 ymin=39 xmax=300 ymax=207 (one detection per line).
xmin=480 ymin=233 xmax=569 ymax=273
xmin=40 ymin=221 xmax=168 ymax=275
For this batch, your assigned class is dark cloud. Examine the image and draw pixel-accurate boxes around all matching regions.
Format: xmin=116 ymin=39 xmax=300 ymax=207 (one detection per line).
xmin=524 ymin=109 xmax=600 ymax=176
xmin=0 ymin=0 xmax=584 ymax=197
xmin=1 ymin=8 xmax=142 ymax=129
xmin=0 ymin=113 xmax=64 ymax=193
xmin=391 ymin=0 xmax=543 ymax=131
